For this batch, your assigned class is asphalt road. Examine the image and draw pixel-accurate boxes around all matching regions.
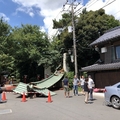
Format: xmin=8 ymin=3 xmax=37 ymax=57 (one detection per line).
xmin=0 ymin=90 xmax=120 ymax=120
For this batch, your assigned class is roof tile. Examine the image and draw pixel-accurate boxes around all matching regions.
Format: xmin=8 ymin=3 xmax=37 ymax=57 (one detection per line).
xmin=80 ymin=62 xmax=120 ymax=72
xmin=90 ymin=26 xmax=120 ymax=46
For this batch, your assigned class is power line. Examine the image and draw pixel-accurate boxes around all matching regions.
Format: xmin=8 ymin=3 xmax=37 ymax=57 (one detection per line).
xmin=76 ymin=0 xmax=117 ymax=16
xmin=114 ymin=10 xmax=120 ymax=15
xmin=51 ymin=0 xmax=117 ymax=38
xmin=101 ymin=0 xmax=116 ymax=9
xmin=104 ymin=0 xmax=111 ymax=6
xmin=49 ymin=0 xmax=71 ymax=37
xmin=49 ymin=0 xmax=97 ymax=37
xmin=61 ymin=0 xmax=82 ymax=76
xmin=47 ymin=10 xmax=62 ymax=36
xmin=75 ymin=0 xmax=99 ymax=16
xmin=86 ymin=0 xmax=99 ymax=8
xmin=51 ymin=0 xmax=81 ymax=36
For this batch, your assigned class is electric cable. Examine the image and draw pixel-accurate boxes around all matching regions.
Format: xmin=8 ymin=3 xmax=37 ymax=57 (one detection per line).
xmin=101 ymin=0 xmax=116 ymax=9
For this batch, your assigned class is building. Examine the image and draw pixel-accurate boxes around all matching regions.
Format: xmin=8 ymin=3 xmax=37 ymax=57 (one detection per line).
xmin=80 ymin=26 xmax=120 ymax=88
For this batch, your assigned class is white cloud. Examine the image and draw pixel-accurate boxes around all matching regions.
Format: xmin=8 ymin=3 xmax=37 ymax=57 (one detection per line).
xmin=11 ymin=0 xmax=120 ymax=38
xmin=86 ymin=0 xmax=120 ymax=20
xmin=29 ymin=12 xmax=34 ymax=17
xmin=40 ymin=26 xmax=46 ymax=32
xmin=0 ymin=13 xmax=10 ymax=22
xmin=12 ymin=0 xmax=65 ymax=38
xmin=14 ymin=6 xmax=35 ymax=17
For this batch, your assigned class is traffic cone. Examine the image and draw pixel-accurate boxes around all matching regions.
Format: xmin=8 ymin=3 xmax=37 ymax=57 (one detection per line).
xmin=21 ymin=92 xmax=27 ymax=102
xmin=46 ymin=91 xmax=52 ymax=103
xmin=2 ymin=92 xmax=7 ymax=101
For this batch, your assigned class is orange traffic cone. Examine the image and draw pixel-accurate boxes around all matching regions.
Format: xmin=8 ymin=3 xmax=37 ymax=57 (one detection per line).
xmin=46 ymin=91 xmax=52 ymax=103
xmin=21 ymin=92 xmax=27 ymax=102
xmin=2 ymin=92 xmax=7 ymax=101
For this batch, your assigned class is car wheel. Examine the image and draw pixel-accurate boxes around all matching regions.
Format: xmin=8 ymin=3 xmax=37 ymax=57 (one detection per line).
xmin=111 ymin=96 xmax=120 ymax=109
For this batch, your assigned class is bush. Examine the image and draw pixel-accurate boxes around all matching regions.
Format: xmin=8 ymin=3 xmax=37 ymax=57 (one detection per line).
xmin=66 ymin=72 xmax=82 ymax=91
xmin=66 ymin=71 xmax=74 ymax=90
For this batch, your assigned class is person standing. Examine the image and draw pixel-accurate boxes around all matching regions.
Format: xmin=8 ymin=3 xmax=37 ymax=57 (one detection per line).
xmin=84 ymin=78 xmax=89 ymax=103
xmin=73 ymin=75 xmax=80 ymax=96
xmin=62 ymin=76 xmax=69 ymax=98
xmin=80 ymin=75 xmax=85 ymax=95
xmin=9 ymin=78 xmax=13 ymax=84
xmin=88 ymin=75 xmax=95 ymax=101
xmin=0 ymin=85 xmax=3 ymax=102
xmin=27 ymin=83 xmax=37 ymax=98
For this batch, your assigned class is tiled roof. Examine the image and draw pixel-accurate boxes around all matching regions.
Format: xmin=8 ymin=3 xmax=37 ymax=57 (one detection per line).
xmin=90 ymin=26 xmax=120 ymax=46
xmin=80 ymin=62 xmax=120 ymax=72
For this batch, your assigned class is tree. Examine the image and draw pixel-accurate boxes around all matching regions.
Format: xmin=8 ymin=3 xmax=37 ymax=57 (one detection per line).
xmin=0 ymin=17 xmax=14 ymax=75
xmin=76 ymin=8 xmax=120 ymax=68
xmin=52 ymin=8 xmax=120 ymax=72
xmin=10 ymin=24 xmax=52 ymax=82
xmin=0 ymin=17 xmax=62 ymax=82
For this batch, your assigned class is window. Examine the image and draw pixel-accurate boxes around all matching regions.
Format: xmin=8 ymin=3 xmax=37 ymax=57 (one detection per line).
xmin=111 ymin=46 xmax=115 ymax=62
xmin=115 ymin=46 xmax=120 ymax=59
xmin=117 ymin=84 xmax=120 ymax=88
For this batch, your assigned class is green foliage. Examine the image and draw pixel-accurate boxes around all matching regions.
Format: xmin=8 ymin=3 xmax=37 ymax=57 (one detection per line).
xmin=0 ymin=17 xmax=14 ymax=74
xmin=53 ymin=13 xmax=72 ymax=29
xmin=0 ymin=54 xmax=15 ymax=72
xmin=76 ymin=9 xmax=120 ymax=68
xmin=66 ymin=71 xmax=74 ymax=89
xmin=0 ymin=8 xmax=120 ymax=83
xmin=0 ymin=17 xmax=63 ymax=82
xmin=12 ymin=24 xmax=49 ymax=62
xmin=10 ymin=24 xmax=54 ymax=80
xmin=52 ymin=8 xmax=120 ymax=72
xmin=80 ymin=72 xmax=87 ymax=78
xmin=0 ymin=20 xmax=61 ymax=81
xmin=0 ymin=17 xmax=11 ymax=36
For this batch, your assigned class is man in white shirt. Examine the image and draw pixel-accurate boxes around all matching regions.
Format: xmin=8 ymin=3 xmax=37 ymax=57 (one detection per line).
xmin=73 ymin=75 xmax=80 ymax=96
xmin=88 ymin=75 xmax=95 ymax=100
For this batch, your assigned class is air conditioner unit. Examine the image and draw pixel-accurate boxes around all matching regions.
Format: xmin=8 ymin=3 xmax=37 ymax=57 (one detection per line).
xmin=101 ymin=47 xmax=107 ymax=53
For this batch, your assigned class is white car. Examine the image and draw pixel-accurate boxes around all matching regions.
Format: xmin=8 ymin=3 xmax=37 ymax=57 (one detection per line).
xmin=104 ymin=82 xmax=120 ymax=109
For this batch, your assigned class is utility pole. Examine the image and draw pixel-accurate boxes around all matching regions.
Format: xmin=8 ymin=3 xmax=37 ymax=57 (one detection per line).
xmin=71 ymin=1 xmax=78 ymax=76
xmin=63 ymin=0 xmax=79 ymax=76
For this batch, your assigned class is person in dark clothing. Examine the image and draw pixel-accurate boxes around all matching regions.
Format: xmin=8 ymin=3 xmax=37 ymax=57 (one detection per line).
xmin=62 ymin=76 xmax=70 ymax=98
xmin=0 ymin=87 xmax=3 ymax=93
xmin=84 ymin=78 xmax=89 ymax=103
xmin=0 ymin=86 xmax=3 ymax=102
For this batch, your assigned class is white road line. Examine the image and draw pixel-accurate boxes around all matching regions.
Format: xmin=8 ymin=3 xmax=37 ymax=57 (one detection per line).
xmin=0 ymin=109 xmax=12 ymax=115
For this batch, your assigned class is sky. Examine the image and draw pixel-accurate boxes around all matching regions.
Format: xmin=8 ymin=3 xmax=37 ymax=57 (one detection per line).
xmin=0 ymin=0 xmax=120 ymax=37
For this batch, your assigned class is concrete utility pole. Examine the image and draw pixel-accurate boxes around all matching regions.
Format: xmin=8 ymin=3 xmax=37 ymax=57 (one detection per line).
xmin=71 ymin=1 xmax=78 ymax=76
xmin=63 ymin=0 xmax=81 ymax=76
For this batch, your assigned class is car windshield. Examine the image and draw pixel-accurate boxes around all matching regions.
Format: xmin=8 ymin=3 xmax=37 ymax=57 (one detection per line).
xmin=117 ymin=84 xmax=120 ymax=88
xmin=113 ymin=82 xmax=120 ymax=87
